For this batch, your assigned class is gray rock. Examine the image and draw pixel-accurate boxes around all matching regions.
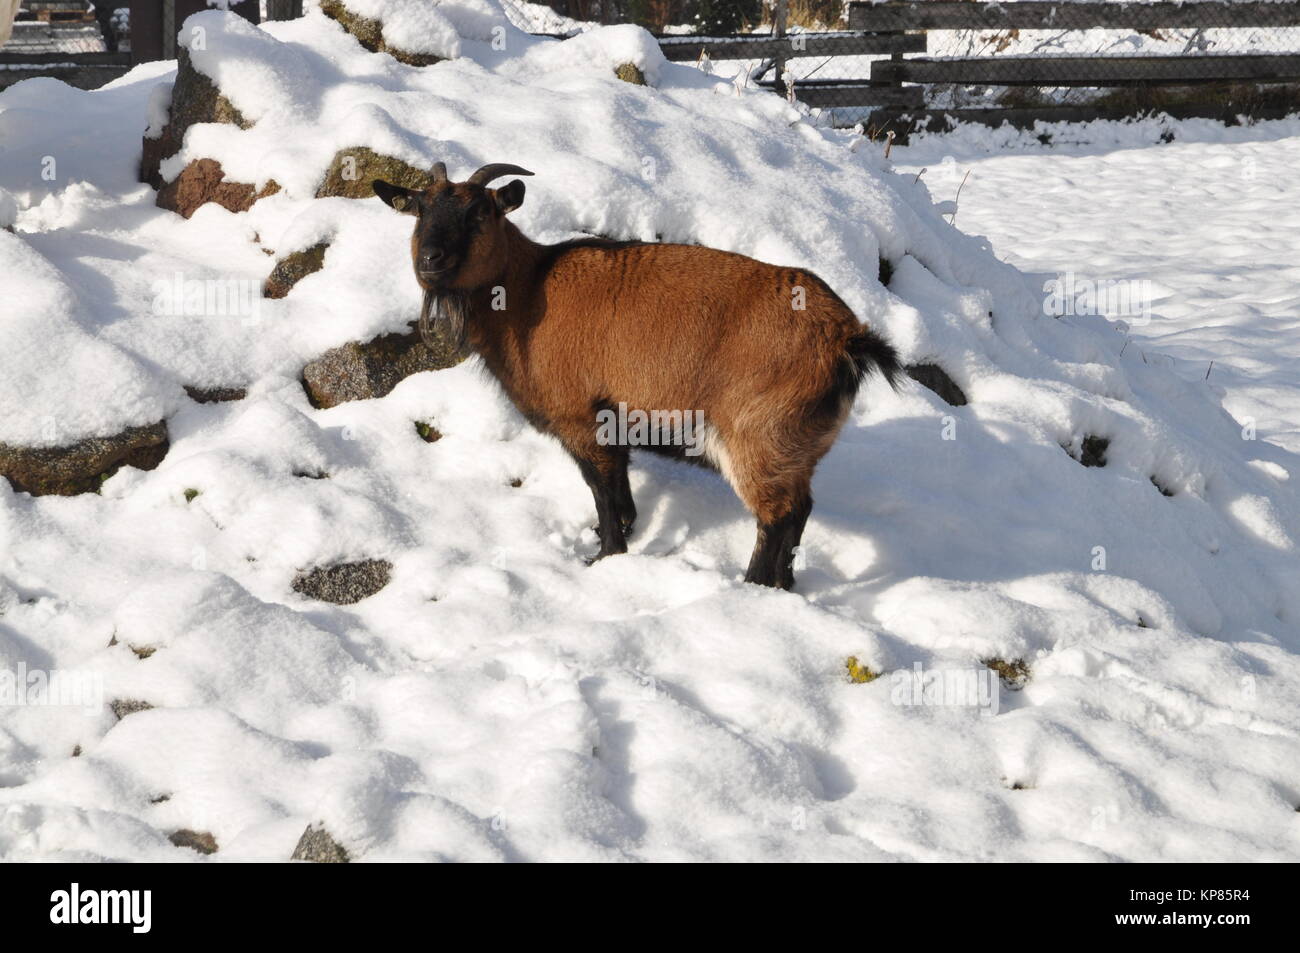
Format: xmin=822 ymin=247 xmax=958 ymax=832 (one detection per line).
xmin=110 ymin=699 xmax=155 ymax=721
xmin=185 ymin=385 xmax=247 ymax=404
xmin=302 ymin=324 xmax=462 ymax=409
xmin=292 ymin=559 xmax=392 ymax=605
xmin=291 ymin=823 xmax=350 ymax=863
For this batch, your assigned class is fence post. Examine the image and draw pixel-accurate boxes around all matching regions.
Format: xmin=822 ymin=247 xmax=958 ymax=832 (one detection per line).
xmin=266 ymin=0 xmax=304 ymax=19
xmin=774 ymin=0 xmax=789 ymax=97
xmin=130 ymin=0 xmax=262 ymax=64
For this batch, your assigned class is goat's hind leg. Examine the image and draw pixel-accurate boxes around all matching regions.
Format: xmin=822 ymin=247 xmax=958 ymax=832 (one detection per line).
xmin=743 ymin=489 xmax=811 ymax=590
xmin=611 ymin=446 xmax=636 ymax=536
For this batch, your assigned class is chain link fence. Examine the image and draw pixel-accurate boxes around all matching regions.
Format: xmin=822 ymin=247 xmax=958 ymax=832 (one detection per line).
xmin=1 ymin=2 xmax=107 ymax=54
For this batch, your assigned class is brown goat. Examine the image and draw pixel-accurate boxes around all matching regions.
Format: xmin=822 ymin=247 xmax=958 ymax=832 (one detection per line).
xmin=373 ymin=163 xmax=899 ymax=589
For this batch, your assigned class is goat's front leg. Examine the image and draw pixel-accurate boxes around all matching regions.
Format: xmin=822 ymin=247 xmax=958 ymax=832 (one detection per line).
xmin=564 ymin=443 xmax=628 ymax=562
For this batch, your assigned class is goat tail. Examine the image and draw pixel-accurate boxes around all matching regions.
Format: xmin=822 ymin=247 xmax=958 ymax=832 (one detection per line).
xmin=839 ymin=324 xmax=902 ymax=404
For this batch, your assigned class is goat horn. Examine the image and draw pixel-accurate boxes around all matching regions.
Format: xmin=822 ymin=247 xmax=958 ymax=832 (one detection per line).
xmin=467 ymin=163 xmax=534 ymax=186
xmin=430 ymin=161 xmax=448 ymax=184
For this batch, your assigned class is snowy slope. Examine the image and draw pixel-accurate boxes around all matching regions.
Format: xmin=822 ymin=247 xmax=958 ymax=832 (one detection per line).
xmin=1 ymin=7 xmax=1298 ymax=861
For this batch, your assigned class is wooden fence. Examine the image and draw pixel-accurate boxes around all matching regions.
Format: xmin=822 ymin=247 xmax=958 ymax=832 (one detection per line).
xmin=6 ymin=0 xmax=1299 ymax=134
xmin=849 ymin=0 xmax=1300 ymax=134
xmin=654 ymin=1 xmax=1300 ymax=132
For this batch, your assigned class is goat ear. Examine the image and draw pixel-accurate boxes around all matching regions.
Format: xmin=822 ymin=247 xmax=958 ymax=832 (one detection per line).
xmin=493 ymin=179 xmax=526 ymax=215
xmin=373 ymin=180 xmax=417 ymax=214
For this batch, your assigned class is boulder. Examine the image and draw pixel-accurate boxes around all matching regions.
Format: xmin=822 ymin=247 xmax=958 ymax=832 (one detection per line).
xmin=315 ymin=147 xmax=435 ymax=200
xmin=302 ymin=324 xmax=463 ymax=409
xmin=157 ymin=158 xmax=281 ymax=219
xmin=292 ymin=559 xmax=392 ymax=605
xmin=142 ymin=49 xmax=279 ymax=217
xmin=319 ymin=0 xmax=442 ymax=67
xmin=141 ymin=48 xmax=249 ymax=190
xmin=0 ymin=422 xmax=169 ymax=497
xmin=264 ymin=243 xmax=329 ymax=299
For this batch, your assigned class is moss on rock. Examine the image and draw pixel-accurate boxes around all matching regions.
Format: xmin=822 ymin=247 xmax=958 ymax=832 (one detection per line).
xmin=316 ymin=147 xmax=435 ymax=199
xmin=614 ymin=62 xmax=647 ymax=85
xmin=983 ymin=657 xmax=1030 ymax=690
xmin=845 ymin=656 xmax=880 ymax=684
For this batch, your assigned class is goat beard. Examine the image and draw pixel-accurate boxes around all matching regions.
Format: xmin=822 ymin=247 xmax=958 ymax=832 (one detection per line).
xmin=419 ymin=288 xmax=470 ymax=358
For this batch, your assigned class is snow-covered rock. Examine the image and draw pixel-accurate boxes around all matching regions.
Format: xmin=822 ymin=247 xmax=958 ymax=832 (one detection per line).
xmin=0 ymin=6 xmax=1297 ymax=861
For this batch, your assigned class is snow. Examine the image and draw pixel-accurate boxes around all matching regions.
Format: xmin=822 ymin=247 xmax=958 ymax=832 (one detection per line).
xmin=1 ymin=6 xmax=1299 ymax=861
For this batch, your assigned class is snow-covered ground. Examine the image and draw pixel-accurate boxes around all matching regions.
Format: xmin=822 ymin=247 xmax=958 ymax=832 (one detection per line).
xmin=896 ymin=119 xmax=1300 ymax=456
xmin=2 ymin=6 xmax=1299 ymax=862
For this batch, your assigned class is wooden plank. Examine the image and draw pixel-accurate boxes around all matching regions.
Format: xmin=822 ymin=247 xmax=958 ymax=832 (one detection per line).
xmin=0 ymin=51 xmax=132 ymax=66
xmin=33 ymin=10 xmax=95 ymax=21
xmin=871 ymin=53 xmax=1300 ymax=85
xmin=849 ymin=1 xmax=1300 ymax=32
xmin=758 ymin=80 xmax=925 ymax=107
xmin=657 ymin=31 xmax=925 ymax=62
xmin=866 ymin=97 xmax=1300 ymax=137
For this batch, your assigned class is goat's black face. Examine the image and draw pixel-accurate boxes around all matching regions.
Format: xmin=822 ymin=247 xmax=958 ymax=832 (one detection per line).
xmin=373 ymin=176 xmax=527 ymax=293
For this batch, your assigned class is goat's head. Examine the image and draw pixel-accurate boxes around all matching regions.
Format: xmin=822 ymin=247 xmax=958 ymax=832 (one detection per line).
xmin=373 ymin=162 xmax=533 ymax=295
